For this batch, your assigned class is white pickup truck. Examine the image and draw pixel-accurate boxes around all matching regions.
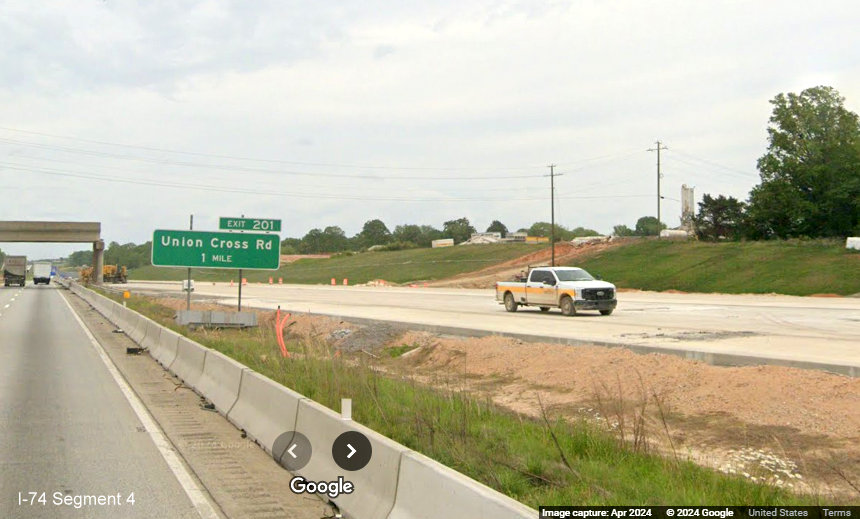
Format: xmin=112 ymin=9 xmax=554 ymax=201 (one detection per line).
xmin=495 ymin=266 xmax=617 ymax=316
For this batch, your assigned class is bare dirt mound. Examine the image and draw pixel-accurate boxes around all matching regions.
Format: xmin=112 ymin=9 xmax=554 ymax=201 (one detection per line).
xmin=429 ymin=238 xmax=633 ymax=288
xmin=388 ymin=331 xmax=859 ymax=498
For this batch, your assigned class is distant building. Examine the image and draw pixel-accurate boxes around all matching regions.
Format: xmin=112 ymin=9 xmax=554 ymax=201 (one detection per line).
xmin=681 ymin=184 xmax=695 ymax=232
xmin=525 ymin=236 xmax=549 ymax=244
xmin=503 ymin=232 xmax=528 ymax=243
xmin=470 ymin=232 xmax=502 ymax=240
xmin=461 ymin=233 xmax=501 ymax=245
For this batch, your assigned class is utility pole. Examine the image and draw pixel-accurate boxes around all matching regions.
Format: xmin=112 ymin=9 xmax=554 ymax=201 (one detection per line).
xmin=545 ymin=164 xmax=563 ymax=266
xmin=647 ymin=141 xmax=668 ymax=232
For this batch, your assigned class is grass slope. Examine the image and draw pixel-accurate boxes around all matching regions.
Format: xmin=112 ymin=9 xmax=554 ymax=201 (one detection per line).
xmin=575 ymin=239 xmax=860 ymax=296
xmin=131 ymin=243 xmax=543 ymax=284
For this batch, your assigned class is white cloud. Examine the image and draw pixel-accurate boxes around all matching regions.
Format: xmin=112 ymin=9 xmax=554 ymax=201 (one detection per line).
xmin=1 ymin=0 xmax=859 ymax=257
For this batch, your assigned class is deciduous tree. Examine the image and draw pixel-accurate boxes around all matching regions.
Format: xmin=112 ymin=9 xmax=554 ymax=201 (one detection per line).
xmin=357 ymin=219 xmax=392 ymax=247
xmin=694 ymin=194 xmax=746 ymax=240
xmin=634 ymin=216 xmax=666 ymax=236
xmin=486 ymin=220 xmax=508 ymax=237
xmin=443 ymin=217 xmax=476 ymax=243
xmin=748 ymin=86 xmax=860 ymax=238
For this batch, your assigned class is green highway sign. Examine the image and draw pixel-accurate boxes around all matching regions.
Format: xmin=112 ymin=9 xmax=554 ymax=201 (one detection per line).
xmin=219 ymin=216 xmax=281 ymax=233
xmin=152 ymin=230 xmax=280 ymax=270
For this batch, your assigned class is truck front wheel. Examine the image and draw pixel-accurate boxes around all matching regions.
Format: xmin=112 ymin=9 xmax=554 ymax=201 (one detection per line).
xmin=504 ymin=292 xmax=518 ymax=312
xmin=560 ymin=296 xmax=576 ymax=316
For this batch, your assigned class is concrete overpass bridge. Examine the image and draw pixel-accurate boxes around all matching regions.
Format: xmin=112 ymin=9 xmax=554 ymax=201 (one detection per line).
xmin=0 ymin=221 xmax=105 ymax=283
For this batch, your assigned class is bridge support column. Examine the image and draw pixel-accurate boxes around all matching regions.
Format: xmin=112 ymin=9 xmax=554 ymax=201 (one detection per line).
xmin=93 ymin=240 xmax=104 ymax=284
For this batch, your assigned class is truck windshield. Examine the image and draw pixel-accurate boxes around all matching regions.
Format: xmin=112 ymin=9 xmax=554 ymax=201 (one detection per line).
xmin=555 ymin=269 xmax=594 ymax=281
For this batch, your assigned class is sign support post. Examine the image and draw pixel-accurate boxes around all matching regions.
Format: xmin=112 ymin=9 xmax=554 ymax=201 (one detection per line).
xmin=186 ymin=214 xmax=193 ymax=311
xmin=236 ymin=214 xmax=245 ymax=312
xmin=238 ymin=268 xmax=243 ymax=312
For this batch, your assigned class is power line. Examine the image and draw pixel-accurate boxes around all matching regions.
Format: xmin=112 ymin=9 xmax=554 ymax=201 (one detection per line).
xmin=0 ymin=137 xmax=543 ymax=181
xmin=0 ymin=161 xmax=652 ymax=202
xmin=669 ymin=149 xmax=758 ymax=179
xmin=7 ymin=153 xmax=552 ymax=193
xmin=0 ymin=126 xmax=649 ymax=180
xmin=0 ymin=126 xmax=548 ymax=171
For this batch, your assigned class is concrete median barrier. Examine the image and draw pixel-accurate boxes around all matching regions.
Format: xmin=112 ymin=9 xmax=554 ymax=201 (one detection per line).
xmin=113 ymin=304 xmax=135 ymax=334
xmin=226 ymin=371 xmax=305 ymax=455
xmin=171 ymin=337 xmax=208 ymax=389
xmin=126 ymin=313 xmax=147 ymax=344
xmin=153 ymin=329 xmax=182 ymax=368
xmin=293 ymin=399 xmax=407 ymax=519
xmin=110 ymin=301 xmax=127 ymax=326
xmin=388 ymin=451 xmax=535 ymax=519
xmin=104 ymin=299 xmax=121 ymax=325
xmin=140 ymin=319 xmax=163 ymax=353
xmin=197 ymin=350 xmax=247 ymax=415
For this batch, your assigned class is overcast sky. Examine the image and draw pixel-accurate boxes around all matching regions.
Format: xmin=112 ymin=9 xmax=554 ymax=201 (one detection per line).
xmin=1 ymin=0 xmax=858 ymax=259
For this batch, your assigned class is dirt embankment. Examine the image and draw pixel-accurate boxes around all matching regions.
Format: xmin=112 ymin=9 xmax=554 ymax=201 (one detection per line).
xmin=429 ymin=239 xmax=630 ymax=288
xmin=311 ymin=318 xmax=858 ymax=499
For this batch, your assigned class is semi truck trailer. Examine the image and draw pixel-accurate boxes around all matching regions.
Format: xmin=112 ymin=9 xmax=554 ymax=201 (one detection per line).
xmin=3 ymin=255 xmax=27 ymax=287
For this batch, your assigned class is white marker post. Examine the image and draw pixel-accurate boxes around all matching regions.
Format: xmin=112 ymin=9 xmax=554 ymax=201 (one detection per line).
xmin=341 ymin=398 xmax=352 ymax=421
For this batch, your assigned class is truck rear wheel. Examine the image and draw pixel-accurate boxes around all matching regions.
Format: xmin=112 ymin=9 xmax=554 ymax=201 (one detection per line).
xmin=539 ymin=307 xmax=550 ymax=312
xmin=600 ymin=309 xmax=613 ymax=316
xmin=560 ymin=296 xmax=575 ymax=316
xmin=504 ymin=292 xmax=518 ymax=312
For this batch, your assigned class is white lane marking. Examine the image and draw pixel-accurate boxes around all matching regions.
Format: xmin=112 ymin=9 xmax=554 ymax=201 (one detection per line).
xmin=3 ymin=304 xmax=9 ymax=309
xmin=60 ymin=293 xmax=221 ymax=519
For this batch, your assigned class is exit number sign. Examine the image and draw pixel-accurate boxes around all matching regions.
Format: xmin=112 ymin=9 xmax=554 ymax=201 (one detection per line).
xmin=219 ymin=217 xmax=281 ymax=232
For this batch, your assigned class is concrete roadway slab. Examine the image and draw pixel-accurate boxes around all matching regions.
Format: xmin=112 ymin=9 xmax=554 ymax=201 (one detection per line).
xmin=125 ymin=281 xmax=860 ymax=375
xmin=1 ymin=284 xmax=331 ymax=518
xmin=0 ymin=285 xmax=204 ymax=518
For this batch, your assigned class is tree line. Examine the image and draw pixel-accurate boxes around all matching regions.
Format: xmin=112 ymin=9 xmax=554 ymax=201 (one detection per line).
xmin=281 ymin=218 xmax=604 ymax=254
xmin=692 ymin=86 xmax=860 ymax=241
xmin=59 ymin=219 xmax=605 ymax=265
xmin=66 ymin=242 xmax=152 ymax=268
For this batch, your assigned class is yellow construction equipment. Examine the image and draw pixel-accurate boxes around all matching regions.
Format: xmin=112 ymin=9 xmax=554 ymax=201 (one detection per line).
xmin=103 ymin=265 xmax=128 ymax=284
xmin=79 ymin=265 xmax=127 ymax=284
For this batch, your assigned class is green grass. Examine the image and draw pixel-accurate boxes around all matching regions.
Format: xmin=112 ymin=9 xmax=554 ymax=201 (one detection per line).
xmin=386 ymin=343 xmax=419 ymax=358
xmin=102 ymin=291 xmax=824 ymax=506
xmin=130 ymin=243 xmax=544 ymax=285
xmin=576 ymin=239 xmax=860 ymax=296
